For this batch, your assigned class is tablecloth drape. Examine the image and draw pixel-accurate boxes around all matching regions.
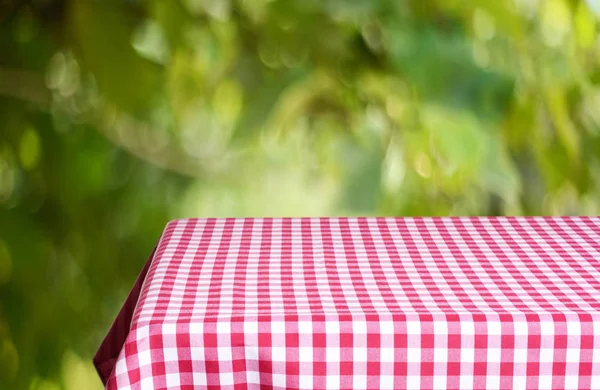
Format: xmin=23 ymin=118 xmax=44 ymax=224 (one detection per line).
xmin=95 ymin=217 xmax=600 ymax=389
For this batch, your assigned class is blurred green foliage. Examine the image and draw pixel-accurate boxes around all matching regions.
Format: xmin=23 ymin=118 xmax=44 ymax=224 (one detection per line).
xmin=2 ymin=0 xmax=600 ymax=388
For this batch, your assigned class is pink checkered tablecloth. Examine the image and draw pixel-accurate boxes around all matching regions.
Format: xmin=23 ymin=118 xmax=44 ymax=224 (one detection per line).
xmin=95 ymin=217 xmax=600 ymax=389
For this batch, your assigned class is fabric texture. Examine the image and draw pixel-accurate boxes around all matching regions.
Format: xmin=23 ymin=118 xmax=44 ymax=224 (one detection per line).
xmin=95 ymin=217 xmax=600 ymax=389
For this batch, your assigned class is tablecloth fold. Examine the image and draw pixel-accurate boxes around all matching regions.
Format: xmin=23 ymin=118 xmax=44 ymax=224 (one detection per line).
xmin=94 ymin=246 xmax=156 ymax=385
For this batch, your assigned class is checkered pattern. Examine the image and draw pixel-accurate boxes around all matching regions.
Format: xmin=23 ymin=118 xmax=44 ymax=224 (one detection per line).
xmin=97 ymin=217 xmax=600 ymax=389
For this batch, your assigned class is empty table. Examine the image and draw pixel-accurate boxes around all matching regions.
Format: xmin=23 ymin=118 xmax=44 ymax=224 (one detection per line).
xmin=95 ymin=217 xmax=600 ymax=389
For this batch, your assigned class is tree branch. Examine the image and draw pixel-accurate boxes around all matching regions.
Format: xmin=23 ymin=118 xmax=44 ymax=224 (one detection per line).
xmin=0 ymin=67 xmax=213 ymax=179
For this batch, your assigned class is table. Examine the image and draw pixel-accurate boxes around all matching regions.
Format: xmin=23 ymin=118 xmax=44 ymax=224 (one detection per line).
xmin=95 ymin=217 xmax=600 ymax=389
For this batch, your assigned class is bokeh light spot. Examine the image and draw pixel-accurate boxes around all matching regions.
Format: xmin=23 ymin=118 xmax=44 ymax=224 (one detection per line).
xmin=132 ymin=20 xmax=170 ymax=65
xmin=0 ymin=145 xmax=16 ymax=203
xmin=541 ymin=0 xmax=572 ymax=47
xmin=585 ymin=0 xmax=600 ymax=16
xmin=259 ymin=42 xmax=280 ymax=68
xmin=0 ymin=338 xmax=19 ymax=382
xmin=514 ymin=0 xmax=540 ymax=19
xmin=183 ymin=0 xmax=231 ymax=20
xmin=213 ymin=79 xmax=243 ymax=127
xmin=62 ymin=350 xmax=102 ymax=390
xmin=45 ymin=53 xmax=67 ymax=90
xmin=415 ymin=153 xmax=432 ymax=178
xmin=473 ymin=9 xmax=496 ymax=41
xmin=382 ymin=138 xmax=405 ymax=194
xmin=19 ymin=127 xmax=41 ymax=170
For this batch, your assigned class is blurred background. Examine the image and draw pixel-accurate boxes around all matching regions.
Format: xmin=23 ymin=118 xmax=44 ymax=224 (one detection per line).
xmin=1 ymin=0 xmax=600 ymax=388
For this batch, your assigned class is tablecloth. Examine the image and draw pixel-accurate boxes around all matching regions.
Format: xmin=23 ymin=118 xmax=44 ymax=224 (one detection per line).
xmin=94 ymin=217 xmax=600 ymax=389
